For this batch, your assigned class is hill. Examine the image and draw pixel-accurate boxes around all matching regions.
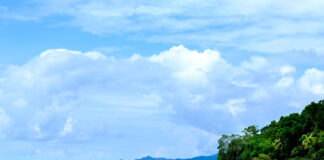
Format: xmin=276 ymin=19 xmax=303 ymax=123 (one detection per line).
xmin=135 ymin=154 xmax=217 ymax=160
xmin=217 ymin=100 xmax=324 ymax=160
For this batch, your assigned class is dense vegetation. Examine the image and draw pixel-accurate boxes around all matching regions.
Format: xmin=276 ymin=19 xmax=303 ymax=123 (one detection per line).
xmin=217 ymin=100 xmax=324 ymax=160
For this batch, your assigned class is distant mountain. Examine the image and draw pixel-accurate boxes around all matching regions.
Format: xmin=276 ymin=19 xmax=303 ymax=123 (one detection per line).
xmin=135 ymin=154 xmax=217 ymax=160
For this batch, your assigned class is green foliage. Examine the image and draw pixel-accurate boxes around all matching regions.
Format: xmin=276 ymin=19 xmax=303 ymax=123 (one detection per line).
xmin=217 ymin=100 xmax=324 ymax=160
xmin=252 ymin=154 xmax=271 ymax=160
xmin=242 ymin=125 xmax=259 ymax=140
xmin=301 ymin=132 xmax=316 ymax=149
xmin=217 ymin=134 xmax=244 ymax=160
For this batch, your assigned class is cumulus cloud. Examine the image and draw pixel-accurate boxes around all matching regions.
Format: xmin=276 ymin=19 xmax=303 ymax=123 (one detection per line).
xmin=298 ymin=68 xmax=324 ymax=95
xmin=149 ymin=45 xmax=224 ymax=86
xmin=0 ymin=46 xmax=323 ymax=159
xmin=275 ymin=77 xmax=294 ymax=89
xmin=280 ymin=65 xmax=296 ymax=76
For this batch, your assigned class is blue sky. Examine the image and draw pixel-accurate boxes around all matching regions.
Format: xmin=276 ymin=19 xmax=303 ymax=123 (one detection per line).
xmin=0 ymin=0 xmax=324 ymax=160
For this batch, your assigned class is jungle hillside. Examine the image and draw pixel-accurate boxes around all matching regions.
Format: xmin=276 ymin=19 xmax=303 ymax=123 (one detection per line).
xmin=217 ymin=100 xmax=324 ymax=160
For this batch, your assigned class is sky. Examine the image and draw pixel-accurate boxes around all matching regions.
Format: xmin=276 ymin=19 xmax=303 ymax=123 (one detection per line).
xmin=0 ymin=0 xmax=324 ymax=160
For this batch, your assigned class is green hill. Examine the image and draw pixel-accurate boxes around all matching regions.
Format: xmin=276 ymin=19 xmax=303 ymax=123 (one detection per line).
xmin=217 ymin=100 xmax=324 ymax=160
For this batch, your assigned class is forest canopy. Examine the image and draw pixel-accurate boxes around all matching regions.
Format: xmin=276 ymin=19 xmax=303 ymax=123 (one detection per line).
xmin=217 ymin=100 xmax=324 ymax=160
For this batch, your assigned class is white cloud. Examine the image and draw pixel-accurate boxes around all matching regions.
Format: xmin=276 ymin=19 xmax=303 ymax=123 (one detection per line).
xmin=280 ymin=65 xmax=296 ymax=76
xmin=3 ymin=0 xmax=324 ymax=53
xmin=40 ymin=49 xmax=81 ymax=58
xmin=226 ymin=99 xmax=246 ymax=116
xmin=0 ymin=107 xmax=10 ymax=138
xmin=84 ymin=51 xmax=107 ymax=60
xmin=241 ymin=56 xmax=268 ymax=71
xmin=0 ymin=108 xmax=9 ymax=127
xmin=250 ymin=88 xmax=269 ymax=102
xmin=129 ymin=54 xmax=142 ymax=62
xmin=149 ymin=45 xmax=221 ymax=72
xmin=60 ymin=118 xmax=73 ymax=136
xmin=298 ymin=68 xmax=324 ymax=95
xmin=13 ymin=98 xmax=28 ymax=108
xmin=33 ymin=124 xmax=42 ymax=138
xmin=149 ymin=45 xmax=226 ymax=86
xmin=0 ymin=46 xmax=323 ymax=159
xmin=275 ymin=77 xmax=294 ymax=89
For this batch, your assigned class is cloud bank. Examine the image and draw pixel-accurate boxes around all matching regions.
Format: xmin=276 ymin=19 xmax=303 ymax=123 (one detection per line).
xmin=2 ymin=0 xmax=324 ymax=53
xmin=0 ymin=46 xmax=323 ymax=159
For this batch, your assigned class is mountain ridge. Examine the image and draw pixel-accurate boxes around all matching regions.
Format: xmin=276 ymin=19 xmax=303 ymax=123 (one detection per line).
xmin=135 ymin=154 xmax=217 ymax=160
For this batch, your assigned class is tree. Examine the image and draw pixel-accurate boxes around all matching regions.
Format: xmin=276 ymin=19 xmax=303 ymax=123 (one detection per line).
xmin=217 ymin=134 xmax=244 ymax=160
xmin=242 ymin=125 xmax=259 ymax=140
